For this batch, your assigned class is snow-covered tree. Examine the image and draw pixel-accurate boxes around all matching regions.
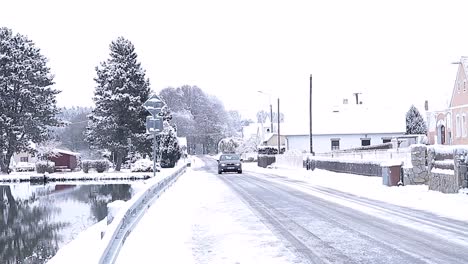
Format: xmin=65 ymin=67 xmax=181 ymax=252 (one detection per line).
xmin=236 ymin=136 xmax=259 ymax=154
xmin=406 ymin=105 xmax=427 ymax=135
xmin=218 ymin=137 xmax=242 ymax=153
xmin=160 ymin=85 xmax=230 ymax=154
xmin=35 ymin=139 xmax=60 ymax=161
xmin=0 ymin=27 xmax=61 ymax=173
xmin=155 ymin=106 xmax=181 ymax=168
xmin=85 ymin=37 xmax=151 ymax=171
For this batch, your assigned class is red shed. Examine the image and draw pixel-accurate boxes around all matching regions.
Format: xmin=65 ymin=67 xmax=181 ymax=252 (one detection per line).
xmin=50 ymin=149 xmax=80 ymax=171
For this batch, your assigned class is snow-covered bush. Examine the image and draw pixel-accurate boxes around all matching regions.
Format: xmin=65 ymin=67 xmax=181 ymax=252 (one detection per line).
xmin=82 ymin=159 xmax=110 ymax=173
xmin=82 ymin=160 xmax=92 ymax=173
xmin=15 ymin=162 xmax=35 ymax=172
xmin=131 ymin=159 xmax=159 ymax=172
xmin=95 ymin=160 xmax=110 ymax=173
xmin=258 ymin=146 xmax=285 ymax=155
xmin=35 ymin=161 xmax=55 ymax=174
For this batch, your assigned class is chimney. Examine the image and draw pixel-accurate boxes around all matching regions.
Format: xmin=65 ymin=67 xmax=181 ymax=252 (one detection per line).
xmin=353 ymin=92 xmax=362 ymax=105
xmin=424 ymin=100 xmax=429 ymax=111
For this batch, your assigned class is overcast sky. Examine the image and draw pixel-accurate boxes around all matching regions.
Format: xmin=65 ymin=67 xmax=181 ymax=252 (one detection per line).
xmin=2 ymin=0 xmax=468 ymax=123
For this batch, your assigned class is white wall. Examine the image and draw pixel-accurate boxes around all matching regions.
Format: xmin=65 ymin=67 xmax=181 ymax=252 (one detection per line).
xmin=286 ymin=133 xmax=404 ymax=153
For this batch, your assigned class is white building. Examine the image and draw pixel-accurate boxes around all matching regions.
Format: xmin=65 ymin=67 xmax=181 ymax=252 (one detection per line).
xmin=282 ymin=102 xmax=406 ymax=153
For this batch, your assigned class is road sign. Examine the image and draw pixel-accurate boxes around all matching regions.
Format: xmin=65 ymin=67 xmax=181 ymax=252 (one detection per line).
xmin=143 ymin=94 xmax=165 ymax=117
xmin=146 ymin=116 xmax=164 ymax=134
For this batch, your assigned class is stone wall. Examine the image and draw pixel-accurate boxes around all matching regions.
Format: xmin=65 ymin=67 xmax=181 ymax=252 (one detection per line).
xmin=454 ymin=148 xmax=468 ymax=189
xmin=429 ymin=171 xmax=459 ymax=193
xmin=403 ymin=145 xmax=428 ymax=185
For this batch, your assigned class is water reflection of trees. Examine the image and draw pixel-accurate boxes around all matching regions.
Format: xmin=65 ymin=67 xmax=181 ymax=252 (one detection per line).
xmin=69 ymin=184 xmax=132 ymax=221
xmin=0 ymin=186 xmax=67 ymax=264
xmin=0 ymin=183 xmax=132 ymax=264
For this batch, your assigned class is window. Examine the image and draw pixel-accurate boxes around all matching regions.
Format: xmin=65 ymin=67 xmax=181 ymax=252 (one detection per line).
xmin=457 ymin=115 xmax=461 ymax=137
xmin=361 ymin=138 xmax=371 ymax=146
xmin=20 ymin=157 xmax=28 ymax=162
xmin=464 ymin=81 xmax=467 ymax=92
xmin=382 ymin=138 xmax=391 ymax=143
xmin=463 ymin=114 xmax=467 ymax=137
xmin=331 ymin=139 xmax=340 ymax=150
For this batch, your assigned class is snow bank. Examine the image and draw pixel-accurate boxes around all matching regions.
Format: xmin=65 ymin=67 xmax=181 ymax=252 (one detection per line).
xmin=46 ymin=163 xmax=188 ymax=264
xmin=107 ymin=200 xmax=127 ymax=224
xmin=431 ymin=168 xmax=455 ymax=175
xmin=47 ymin=219 xmax=107 ymax=264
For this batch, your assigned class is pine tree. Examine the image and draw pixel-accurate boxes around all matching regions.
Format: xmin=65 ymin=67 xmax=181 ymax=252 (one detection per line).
xmin=0 ymin=27 xmax=61 ymax=173
xmin=406 ymin=105 xmax=427 ymax=135
xmin=85 ymin=37 xmax=151 ymax=171
xmin=155 ymin=106 xmax=181 ymax=168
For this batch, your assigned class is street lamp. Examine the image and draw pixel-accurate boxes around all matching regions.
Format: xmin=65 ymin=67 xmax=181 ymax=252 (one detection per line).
xmin=257 ymin=91 xmax=274 ymax=133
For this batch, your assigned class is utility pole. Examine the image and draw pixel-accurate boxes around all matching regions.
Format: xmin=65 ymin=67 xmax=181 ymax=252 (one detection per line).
xmin=270 ymin=103 xmax=273 ymax=133
xmin=277 ymin=98 xmax=281 ymax=155
xmin=309 ymin=74 xmax=314 ymax=155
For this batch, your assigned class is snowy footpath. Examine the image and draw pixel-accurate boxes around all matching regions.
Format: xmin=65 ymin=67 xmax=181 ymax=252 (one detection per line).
xmin=116 ymin=159 xmax=301 ymax=264
xmin=244 ymin=163 xmax=468 ymax=222
xmin=46 ymin=163 xmax=186 ymax=264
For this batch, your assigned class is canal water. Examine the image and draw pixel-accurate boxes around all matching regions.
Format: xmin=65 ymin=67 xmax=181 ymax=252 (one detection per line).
xmin=0 ymin=182 xmax=138 ymax=264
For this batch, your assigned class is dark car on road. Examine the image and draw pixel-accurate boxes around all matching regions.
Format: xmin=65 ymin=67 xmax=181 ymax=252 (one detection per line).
xmin=217 ymin=154 xmax=242 ymax=174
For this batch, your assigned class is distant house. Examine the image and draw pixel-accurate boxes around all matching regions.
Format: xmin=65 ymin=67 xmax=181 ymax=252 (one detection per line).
xmin=49 ymin=149 xmax=80 ymax=171
xmin=282 ymin=100 xmax=406 ymax=153
xmin=12 ymin=148 xmax=80 ymax=171
xmin=12 ymin=151 xmax=38 ymax=165
xmin=426 ymin=56 xmax=468 ymax=145
xmin=261 ymin=133 xmax=286 ymax=148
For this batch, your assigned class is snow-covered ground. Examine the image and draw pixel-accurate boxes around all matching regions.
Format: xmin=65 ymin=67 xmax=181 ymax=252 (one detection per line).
xmin=243 ymin=163 xmax=468 ymax=222
xmin=116 ymin=157 xmax=301 ymax=264
xmin=46 ymin=161 xmax=189 ymax=264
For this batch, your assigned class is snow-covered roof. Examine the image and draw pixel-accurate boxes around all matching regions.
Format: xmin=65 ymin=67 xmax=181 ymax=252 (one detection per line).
xmin=282 ymin=104 xmax=406 ymax=136
xmin=55 ymin=149 xmax=80 ymax=156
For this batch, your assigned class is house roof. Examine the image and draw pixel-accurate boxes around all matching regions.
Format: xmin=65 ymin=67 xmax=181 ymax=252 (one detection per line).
xmin=281 ymin=104 xmax=406 ymax=136
xmin=55 ymin=149 xmax=80 ymax=156
xmin=449 ymin=56 xmax=468 ymax=107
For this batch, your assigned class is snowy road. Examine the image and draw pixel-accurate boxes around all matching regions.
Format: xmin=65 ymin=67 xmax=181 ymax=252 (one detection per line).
xmin=218 ymin=160 xmax=468 ymax=264
xmin=117 ymin=157 xmax=468 ymax=264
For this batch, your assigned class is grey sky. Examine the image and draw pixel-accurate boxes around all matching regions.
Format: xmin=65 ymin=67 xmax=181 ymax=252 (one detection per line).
xmin=2 ymin=0 xmax=467 ymax=123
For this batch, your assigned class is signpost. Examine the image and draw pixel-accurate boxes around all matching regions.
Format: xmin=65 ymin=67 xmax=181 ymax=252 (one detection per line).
xmin=143 ymin=94 xmax=166 ymax=177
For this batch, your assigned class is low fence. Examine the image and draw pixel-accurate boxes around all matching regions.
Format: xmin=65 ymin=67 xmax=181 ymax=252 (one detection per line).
xmin=314 ymin=148 xmax=411 ymax=165
xmin=98 ymin=164 xmax=187 ymax=264
xmin=312 ymin=158 xmax=382 ymax=177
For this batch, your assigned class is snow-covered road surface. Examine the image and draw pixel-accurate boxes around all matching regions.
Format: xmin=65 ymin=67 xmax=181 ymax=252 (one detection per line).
xmin=116 ymin=157 xmax=301 ymax=264
xmin=117 ymin=157 xmax=468 ymax=263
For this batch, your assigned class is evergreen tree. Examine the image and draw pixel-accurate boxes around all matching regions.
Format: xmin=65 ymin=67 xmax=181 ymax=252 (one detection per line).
xmin=0 ymin=27 xmax=61 ymax=173
xmin=155 ymin=106 xmax=181 ymax=168
xmin=85 ymin=37 xmax=151 ymax=171
xmin=406 ymin=105 xmax=427 ymax=135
